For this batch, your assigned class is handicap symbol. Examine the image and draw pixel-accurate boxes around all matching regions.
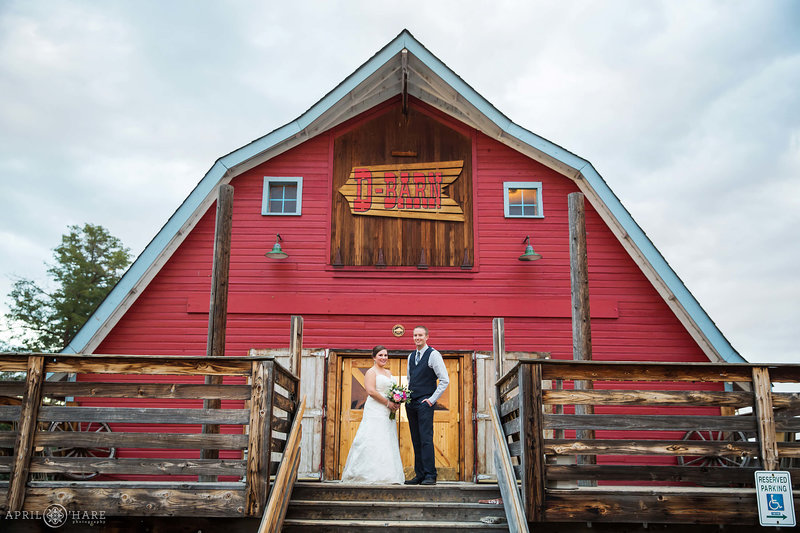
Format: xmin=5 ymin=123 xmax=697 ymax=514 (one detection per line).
xmin=767 ymin=493 xmax=785 ymax=512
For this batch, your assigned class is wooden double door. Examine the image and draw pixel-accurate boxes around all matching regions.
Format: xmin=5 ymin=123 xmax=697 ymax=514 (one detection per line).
xmin=337 ymin=355 xmax=461 ymax=480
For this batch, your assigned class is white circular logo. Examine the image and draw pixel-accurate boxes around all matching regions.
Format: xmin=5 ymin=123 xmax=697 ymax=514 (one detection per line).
xmin=43 ymin=503 xmax=68 ymax=528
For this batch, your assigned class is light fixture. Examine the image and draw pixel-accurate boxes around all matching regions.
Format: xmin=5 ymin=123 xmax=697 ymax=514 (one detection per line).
xmin=265 ymin=234 xmax=288 ymax=260
xmin=518 ymin=235 xmax=542 ymax=261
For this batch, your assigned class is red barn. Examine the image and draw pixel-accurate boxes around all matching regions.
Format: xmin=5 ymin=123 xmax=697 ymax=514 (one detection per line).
xmin=65 ymin=30 xmax=743 ymax=482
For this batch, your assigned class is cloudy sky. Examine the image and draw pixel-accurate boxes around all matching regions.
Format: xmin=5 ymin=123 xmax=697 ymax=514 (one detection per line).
xmin=1 ymin=1 xmax=798 ymax=363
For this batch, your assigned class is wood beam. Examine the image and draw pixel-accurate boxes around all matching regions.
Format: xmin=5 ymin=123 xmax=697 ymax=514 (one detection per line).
xmin=206 ymin=183 xmax=235 ymax=358
xmin=568 ymin=192 xmax=596 ymax=480
xmin=752 ymin=367 xmax=779 ymax=470
xmin=202 ymin=183 xmax=234 ymax=479
xmin=568 ymin=192 xmax=592 ymax=361
xmin=289 ymin=315 xmax=303 ymax=381
xmin=246 ymin=359 xmax=275 ymax=516
xmin=493 ymin=317 xmax=505 ymax=386
xmin=7 ymin=355 xmax=45 ymax=511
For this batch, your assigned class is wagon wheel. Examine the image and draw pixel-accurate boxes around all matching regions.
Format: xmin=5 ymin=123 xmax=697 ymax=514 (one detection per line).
xmin=676 ymin=430 xmax=751 ymax=468
xmin=44 ymin=421 xmax=116 ymax=480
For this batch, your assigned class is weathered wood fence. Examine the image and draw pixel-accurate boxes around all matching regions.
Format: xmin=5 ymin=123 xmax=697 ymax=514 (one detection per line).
xmin=0 ymin=353 xmax=301 ymax=517
xmin=496 ymin=359 xmax=800 ymax=525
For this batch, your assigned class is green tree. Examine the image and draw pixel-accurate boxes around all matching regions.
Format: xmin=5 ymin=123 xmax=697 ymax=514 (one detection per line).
xmin=4 ymin=223 xmax=132 ymax=352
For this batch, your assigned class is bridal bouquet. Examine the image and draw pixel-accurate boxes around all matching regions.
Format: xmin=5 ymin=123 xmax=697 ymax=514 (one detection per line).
xmin=386 ymin=383 xmax=412 ymax=420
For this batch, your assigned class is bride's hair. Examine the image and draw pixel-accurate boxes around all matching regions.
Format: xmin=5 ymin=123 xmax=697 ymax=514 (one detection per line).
xmin=372 ymin=345 xmax=387 ymax=358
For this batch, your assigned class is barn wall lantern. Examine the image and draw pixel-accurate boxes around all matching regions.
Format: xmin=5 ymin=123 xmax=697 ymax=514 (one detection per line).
xmin=518 ymin=235 xmax=542 ymax=261
xmin=265 ymin=234 xmax=289 ymax=260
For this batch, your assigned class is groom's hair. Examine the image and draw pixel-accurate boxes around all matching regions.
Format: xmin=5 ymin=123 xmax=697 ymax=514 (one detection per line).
xmin=372 ymin=345 xmax=387 ymax=358
xmin=414 ymin=325 xmax=429 ymax=335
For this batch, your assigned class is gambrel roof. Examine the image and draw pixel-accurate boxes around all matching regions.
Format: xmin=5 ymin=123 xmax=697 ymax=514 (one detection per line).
xmin=65 ymin=30 xmax=744 ymax=363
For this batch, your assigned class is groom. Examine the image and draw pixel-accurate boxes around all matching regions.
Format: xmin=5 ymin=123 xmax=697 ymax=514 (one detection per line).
xmin=404 ymin=325 xmax=449 ymax=485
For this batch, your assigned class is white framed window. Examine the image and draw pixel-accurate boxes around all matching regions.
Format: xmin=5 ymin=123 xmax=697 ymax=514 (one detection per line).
xmin=262 ymin=177 xmax=303 ymax=216
xmin=504 ymin=181 xmax=543 ymax=218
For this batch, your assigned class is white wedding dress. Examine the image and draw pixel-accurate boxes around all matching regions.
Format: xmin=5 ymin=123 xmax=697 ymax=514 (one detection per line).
xmin=340 ymin=373 xmax=406 ymax=484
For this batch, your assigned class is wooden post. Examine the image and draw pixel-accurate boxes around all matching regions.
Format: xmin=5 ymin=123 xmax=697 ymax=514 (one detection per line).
xmin=492 ymin=315 xmax=506 ymax=484
xmin=568 ymin=192 xmax=592 ymax=361
xmin=568 ymin=192 xmax=596 ymax=481
xmin=493 ymin=317 xmax=505 ymax=384
xmin=246 ymin=359 xmax=276 ymax=516
xmin=7 ymin=355 xmax=45 ymax=511
xmin=206 ymin=183 xmax=234 ymax=357
xmin=202 ymin=183 xmax=234 ymax=479
xmin=752 ymin=367 xmax=778 ymax=470
xmin=519 ymin=362 xmax=545 ymax=522
xmin=289 ymin=316 xmax=303 ymax=380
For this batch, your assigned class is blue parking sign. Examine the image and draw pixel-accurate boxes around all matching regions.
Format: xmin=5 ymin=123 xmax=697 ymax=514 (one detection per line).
xmin=755 ymin=471 xmax=795 ymax=527
xmin=767 ymin=493 xmax=785 ymax=512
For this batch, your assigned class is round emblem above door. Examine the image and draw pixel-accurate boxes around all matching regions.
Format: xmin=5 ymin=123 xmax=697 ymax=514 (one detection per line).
xmin=392 ymin=324 xmax=405 ymax=337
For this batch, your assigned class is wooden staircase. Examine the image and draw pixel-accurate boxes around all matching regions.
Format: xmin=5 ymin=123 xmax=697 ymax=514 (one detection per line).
xmin=282 ymin=482 xmax=508 ymax=532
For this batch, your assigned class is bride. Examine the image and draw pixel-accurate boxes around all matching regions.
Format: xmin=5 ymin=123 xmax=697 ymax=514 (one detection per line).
xmin=340 ymin=345 xmax=406 ymax=484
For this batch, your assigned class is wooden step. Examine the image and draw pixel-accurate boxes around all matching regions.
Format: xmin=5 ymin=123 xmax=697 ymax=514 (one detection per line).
xmin=287 ymin=499 xmax=505 ymax=521
xmin=282 ymin=518 xmax=508 ymax=532
xmin=291 ymin=481 xmax=504 ymax=503
xmin=284 ymin=482 xmax=508 ymax=532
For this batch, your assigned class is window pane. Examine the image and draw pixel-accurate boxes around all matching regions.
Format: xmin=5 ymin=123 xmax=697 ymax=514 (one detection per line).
xmin=504 ymin=182 xmax=542 ymax=218
xmin=522 ymin=188 xmax=538 ymax=205
xmin=269 ymin=185 xmax=285 ymax=201
xmin=350 ymin=368 xmax=368 ymax=410
xmin=263 ymin=177 xmax=302 ymax=216
xmin=282 ymin=185 xmax=297 ymax=200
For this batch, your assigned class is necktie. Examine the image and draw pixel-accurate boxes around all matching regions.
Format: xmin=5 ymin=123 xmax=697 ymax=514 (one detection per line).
xmin=415 ymin=351 xmax=421 ymax=364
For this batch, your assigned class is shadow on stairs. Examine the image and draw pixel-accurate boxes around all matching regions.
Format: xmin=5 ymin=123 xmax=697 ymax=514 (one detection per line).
xmin=282 ymin=481 xmax=508 ymax=532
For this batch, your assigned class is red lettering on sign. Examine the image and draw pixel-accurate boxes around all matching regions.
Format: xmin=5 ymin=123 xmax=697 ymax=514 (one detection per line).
xmin=354 ymin=169 xmax=372 ymax=212
xmin=413 ymin=172 xmax=425 ymax=209
xmin=399 ymin=172 xmax=411 ymax=209
xmin=428 ymin=172 xmax=442 ymax=209
xmin=384 ymin=172 xmax=397 ymax=209
xmin=339 ymin=161 xmax=463 ymax=220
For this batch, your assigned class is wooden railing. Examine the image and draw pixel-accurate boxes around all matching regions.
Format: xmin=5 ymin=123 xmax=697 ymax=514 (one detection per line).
xmin=0 ymin=353 xmax=301 ymax=518
xmin=488 ymin=398 xmax=529 ymax=533
xmin=496 ymin=359 xmax=800 ymax=525
xmin=258 ymin=396 xmax=305 ymax=533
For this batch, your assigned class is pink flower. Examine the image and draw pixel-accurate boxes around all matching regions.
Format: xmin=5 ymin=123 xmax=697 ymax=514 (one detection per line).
xmin=386 ymin=383 xmax=413 ymax=420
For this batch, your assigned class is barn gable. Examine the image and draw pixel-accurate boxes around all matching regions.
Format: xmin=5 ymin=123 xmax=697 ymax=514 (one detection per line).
xmin=64 ymin=29 xmax=742 ymax=363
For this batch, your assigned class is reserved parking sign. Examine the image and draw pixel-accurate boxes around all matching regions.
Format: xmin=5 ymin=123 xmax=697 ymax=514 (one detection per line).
xmin=755 ymin=471 xmax=795 ymax=527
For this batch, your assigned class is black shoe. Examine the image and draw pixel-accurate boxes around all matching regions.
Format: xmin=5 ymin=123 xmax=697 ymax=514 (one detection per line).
xmin=421 ymin=478 xmax=436 ymax=485
xmin=405 ymin=477 xmax=423 ymax=485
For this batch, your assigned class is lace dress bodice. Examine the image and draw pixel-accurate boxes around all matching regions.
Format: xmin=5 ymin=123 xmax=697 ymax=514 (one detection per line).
xmin=363 ymin=373 xmax=394 ymax=415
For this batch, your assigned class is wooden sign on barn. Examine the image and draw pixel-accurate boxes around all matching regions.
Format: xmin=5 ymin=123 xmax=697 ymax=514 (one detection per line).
xmin=331 ymin=104 xmax=473 ymax=268
xmin=338 ymin=160 xmax=465 ymax=221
